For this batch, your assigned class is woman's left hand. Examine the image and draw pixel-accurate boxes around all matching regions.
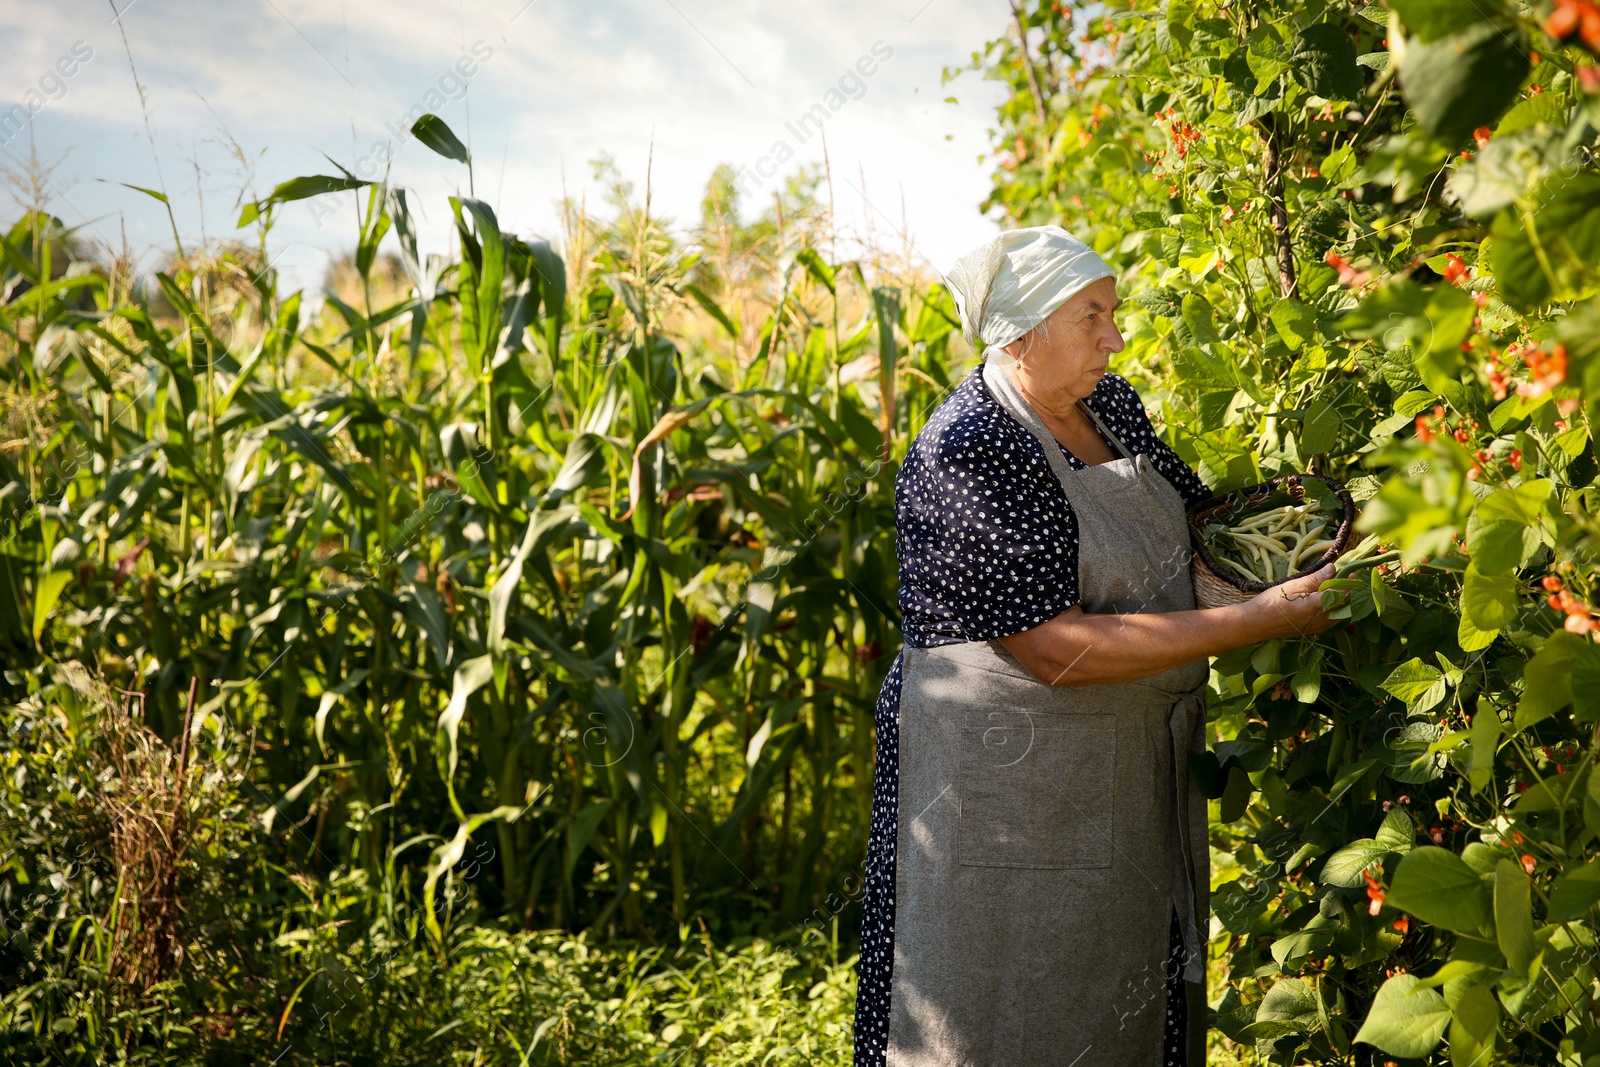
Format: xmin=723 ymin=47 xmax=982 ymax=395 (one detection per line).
xmin=1241 ymin=562 xmax=1343 ymax=640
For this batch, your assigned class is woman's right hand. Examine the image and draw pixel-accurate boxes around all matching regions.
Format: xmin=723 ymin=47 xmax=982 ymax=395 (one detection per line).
xmin=1244 ymin=562 xmax=1343 ymax=639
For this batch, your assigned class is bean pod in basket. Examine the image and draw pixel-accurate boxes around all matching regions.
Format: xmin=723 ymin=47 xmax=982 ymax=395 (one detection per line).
xmin=1186 ymin=474 xmax=1356 ymax=609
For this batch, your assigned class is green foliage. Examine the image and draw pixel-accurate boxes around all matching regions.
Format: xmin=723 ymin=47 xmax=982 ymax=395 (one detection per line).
xmin=0 ymin=683 xmax=852 ymax=1064
xmin=0 ymin=109 xmax=948 ymax=1057
xmin=959 ymin=0 xmax=1600 ymax=1062
xmin=8 ymin=0 xmax=1600 ymax=1061
xmin=1353 ymin=973 xmax=1451 ymax=1058
xmin=412 ymin=113 xmax=472 ymax=166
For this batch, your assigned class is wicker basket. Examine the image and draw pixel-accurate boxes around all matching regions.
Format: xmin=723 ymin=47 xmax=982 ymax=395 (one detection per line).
xmin=1187 ymin=473 xmax=1356 ymax=609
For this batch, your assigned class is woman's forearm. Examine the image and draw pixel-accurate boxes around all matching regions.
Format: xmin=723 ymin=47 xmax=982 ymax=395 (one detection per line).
xmin=997 ymin=564 xmax=1341 ymax=687
xmin=998 ymin=602 xmax=1272 ymax=687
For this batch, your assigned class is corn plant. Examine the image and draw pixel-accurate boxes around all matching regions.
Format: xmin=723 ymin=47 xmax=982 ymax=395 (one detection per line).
xmin=0 ymin=119 xmax=964 ymax=965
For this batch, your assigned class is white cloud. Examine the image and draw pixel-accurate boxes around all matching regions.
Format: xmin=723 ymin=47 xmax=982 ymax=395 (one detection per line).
xmin=0 ymin=0 xmax=1010 ymax=292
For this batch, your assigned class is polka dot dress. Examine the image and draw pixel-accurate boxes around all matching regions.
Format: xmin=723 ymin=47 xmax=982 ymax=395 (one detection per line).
xmin=853 ymin=365 xmax=1211 ymax=1067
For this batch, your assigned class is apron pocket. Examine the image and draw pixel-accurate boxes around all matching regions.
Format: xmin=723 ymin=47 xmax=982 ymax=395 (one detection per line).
xmin=957 ymin=709 xmax=1115 ymax=869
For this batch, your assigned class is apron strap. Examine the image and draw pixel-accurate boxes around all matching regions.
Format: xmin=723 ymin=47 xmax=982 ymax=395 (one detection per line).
xmin=983 ymin=360 xmax=1087 ymax=506
xmin=1076 ymin=395 xmax=1135 ymax=461
xmin=1168 ymin=689 xmax=1211 ymax=987
xmin=982 ymin=360 xmax=1135 ymax=482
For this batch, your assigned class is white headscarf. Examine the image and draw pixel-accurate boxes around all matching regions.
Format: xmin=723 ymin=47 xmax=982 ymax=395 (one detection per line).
xmin=942 ymin=225 xmax=1114 ymax=355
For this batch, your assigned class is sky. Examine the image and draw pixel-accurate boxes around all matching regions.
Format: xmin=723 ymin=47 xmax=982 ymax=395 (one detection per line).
xmin=0 ymin=0 xmax=1016 ymax=295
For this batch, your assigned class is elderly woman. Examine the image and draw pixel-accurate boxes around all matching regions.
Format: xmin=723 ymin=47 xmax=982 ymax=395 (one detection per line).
xmin=853 ymin=226 xmax=1339 ymax=1067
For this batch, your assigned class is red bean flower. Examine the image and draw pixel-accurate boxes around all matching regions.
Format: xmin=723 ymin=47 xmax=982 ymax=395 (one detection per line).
xmin=1325 ymin=248 xmax=1371 ymax=287
xmin=1546 ymin=0 xmax=1600 ymax=53
xmin=1517 ymin=344 xmax=1568 ymax=399
xmin=1363 ymin=869 xmax=1386 ymax=915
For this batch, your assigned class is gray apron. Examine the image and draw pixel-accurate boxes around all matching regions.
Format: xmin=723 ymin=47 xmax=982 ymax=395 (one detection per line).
xmin=885 ymin=361 xmax=1211 ymax=1067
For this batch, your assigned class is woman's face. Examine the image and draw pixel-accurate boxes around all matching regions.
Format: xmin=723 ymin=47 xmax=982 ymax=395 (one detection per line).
xmin=1002 ymin=276 xmax=1125 ymax=400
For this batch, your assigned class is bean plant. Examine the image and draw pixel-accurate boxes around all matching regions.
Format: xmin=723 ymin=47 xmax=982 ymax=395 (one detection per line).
xmin=967 ymin=0 xmax=1600 ymax=1062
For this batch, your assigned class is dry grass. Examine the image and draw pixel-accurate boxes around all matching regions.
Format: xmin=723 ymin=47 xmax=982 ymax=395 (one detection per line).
xmin=57 ymin=664 xmax=201 ymax=991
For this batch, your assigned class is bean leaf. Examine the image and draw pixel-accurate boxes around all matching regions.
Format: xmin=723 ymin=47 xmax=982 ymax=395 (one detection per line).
xmin=1354 ymin=974 xmax=1451 ymax=1058
xmin=1400 ymin=21 xmax=1530 ymax=145
xmin=1385 ymin=846 xmax=1493 ymax=936
xmin=1381 ymin=658 xmax=1448 ymax=715
xmin=1321 ymin=838 xmax=1393 ymax=887
xmin=1549 ymin=859 xmax=1600 ymax=922
xmin=1495 ymin=858 xmax=1537 ymax=976
xmin=1288 ymin=22 xmax=1362 ymax=100
xmin=1465 ymin=480 xmax=1551 ymax=574
xmin=1461 ymin=564 xmax=1519 ymax=631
